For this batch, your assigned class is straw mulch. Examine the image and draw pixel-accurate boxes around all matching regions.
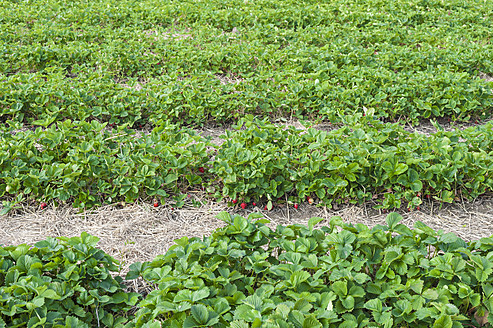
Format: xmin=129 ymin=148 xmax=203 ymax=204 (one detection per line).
xmin=1 ymin=194 xmax=492 ymax=279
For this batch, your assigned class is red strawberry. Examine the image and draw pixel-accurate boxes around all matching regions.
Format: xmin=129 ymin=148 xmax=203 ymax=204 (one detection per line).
xmin=240 ymin=202 xmax=247 ymax=209
xmin=232 ymin=199 xmax=238 ymax=204
xmin=417 ymin=206 xmax=421 ymax=210
xmin=199 ymin=167 xmax=205 ymax=173
xmin=40 ymin=202 xmax=47 ymax=210
xmin=252 ymin=202 xmax=257 ymax=206
xmin=294 ymin=203 xmax=299 ymax=209
xmin=264 ymin=205 xmax=268 ymax=210
xmin=153 ymin=202 xmax=159 ymax=207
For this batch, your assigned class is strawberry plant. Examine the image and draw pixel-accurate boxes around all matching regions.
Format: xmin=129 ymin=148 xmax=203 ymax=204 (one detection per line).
xmin=211 ymin=116 xmax=493 ymax=210
xmin=4 ymin=212 xmax=493 ymax=326
xmin=1 ymin=116 xmax=493 ymax=213
xmin=1 ymin=0 xmax=491 ymax=126
xmin=0 ymin=120 xmax=210 ymax=210
xmin=0 ymin=232 xmax=140 ymax=326
xmin=123 ymin=211 xmax=493 ymax=327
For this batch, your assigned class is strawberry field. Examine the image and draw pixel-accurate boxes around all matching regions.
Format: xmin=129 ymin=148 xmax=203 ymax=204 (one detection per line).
xmin=1 ymin=0 xmax=492 ymax=212
xmin=1 ymin=0 xmax=493 ymax=326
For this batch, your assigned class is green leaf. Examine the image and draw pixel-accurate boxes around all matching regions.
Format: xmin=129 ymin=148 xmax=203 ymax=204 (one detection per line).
xmin=216 ymin=211 xmax=232 ymax=224
xmin=191 ymin=304 xmax=209 ymax=325
xmin=332 ymin=281 xmax=347 ymax=297
xmin=26 ymin=297 xmax=45 ymax=310
xmin=290 ymin=271 xmax=311 ymax=287
xmin=353 ymin=273 xmax=368 ymax=284
xmin=307 ymin=217 xmax=324 ymax=231
xmin=233 ymin=216 xmax=248 ymax=232
xmin=385 ymin=212 xmax=403 ymax=230
xmin=439 ymin=232 xmax=458 ymax=244
xmin=422 ymin=289 xmax=439 ymax=300
xmin=230 ymin=321 xmax=249 ymax=328
xmin=364 ymin=299 xmax=382 ymax=312
xmin=394 ymin=163 xmax=408 ymax=175
xmin=214 ymin=298 xmax=231 ymax=315
xmin=174 ymin=290 xmax=193 ymax=303
xmin=303 ymin=315 xmax=322 ymax=328
xmin=192 ymin=288 xmax=210 ymax=302
xmin=432 ymin=315 xmax=453 ymax=328
xmin=341 ymin=295 xmax=355 ymax=309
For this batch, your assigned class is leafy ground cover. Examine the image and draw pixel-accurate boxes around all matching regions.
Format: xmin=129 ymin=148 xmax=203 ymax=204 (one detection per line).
xmin=1 ymin=0 xmax=492 ymax=126
xmin=2 ymin=116 xmax=492 ymax=213
xmin=2 ymin=212 xmax=493 ymax=327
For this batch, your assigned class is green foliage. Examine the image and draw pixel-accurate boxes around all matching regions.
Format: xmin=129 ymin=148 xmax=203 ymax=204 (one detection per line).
xmin=124 ymin=211 xmax=493 ymax=327
xmin=0 ymin=0 xmax=492 ymax=125
xmin=212 ymin=116 xmax=493 ymax=209
xmin=4 ymin=214 xmax=493 ymax=327
xmin=0 ymin=232 xmax=140 ymax=327
xmin=1 ymin=117 xmax=492 ymax=212
xmin=0 ymin=120 xmax=209 ymax=209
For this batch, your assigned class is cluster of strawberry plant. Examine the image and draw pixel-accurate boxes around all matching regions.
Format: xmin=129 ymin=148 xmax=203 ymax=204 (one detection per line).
xmin=1 ymin=117 xmax=492 ymax=213
xmin=1 ymin=0 xmax=491 ymax=126
xmin=0 ymin=232 xmax=140 ymax=327
xmin=3 ymin=212 xmax=493 ymax=327
xmin=0 ymin=120 xmax=209 ymax=212
xmin=212 ymin=116 xmax=493 ymax=209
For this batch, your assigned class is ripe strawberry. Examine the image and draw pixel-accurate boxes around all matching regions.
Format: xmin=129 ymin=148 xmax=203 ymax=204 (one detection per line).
xmin=40 ymin=202 xmax=47 ymax=210
xmin=240 ymin=202 xmax=247 ymax=209
xmin=264 ymin=205 xmax=268 ymax=210
xmin=153 ymin=202 xmax=159 ymax=207
xmin=252 ymin=202 xmax=257 ymax=206
xmin=294 ymin=203 xmax=299 ymax=209
xmin=417 ymin=206 xmax=421 ymax=210
xmin=426 ymin=194 xmax=431 ymax=199
xmin=199 ymin=167 xmax=205 ymax=173
xmin=232 ymin=199 xmax=238 ymax=204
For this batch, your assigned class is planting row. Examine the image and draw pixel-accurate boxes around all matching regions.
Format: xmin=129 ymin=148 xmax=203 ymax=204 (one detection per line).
xmin=1 ymin=116 xmax=492 ymax=213
xmin=1 ymin=69 xmax=491 ymax=128
xmin=2 ymin=212 xmax=493 ymax=327
xmin=1 ymin=0 xmax=492 ymax=125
